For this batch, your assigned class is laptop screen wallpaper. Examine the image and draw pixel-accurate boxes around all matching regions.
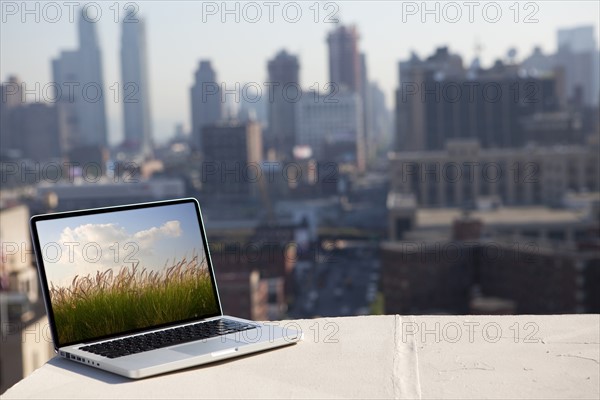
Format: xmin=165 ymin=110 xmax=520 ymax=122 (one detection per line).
xmin=35 ymin=202 xmax=220 ymax=346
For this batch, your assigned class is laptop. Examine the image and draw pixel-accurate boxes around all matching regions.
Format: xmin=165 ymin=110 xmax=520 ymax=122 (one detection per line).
xmin=30 ymin=198 xmax=302 ymax=379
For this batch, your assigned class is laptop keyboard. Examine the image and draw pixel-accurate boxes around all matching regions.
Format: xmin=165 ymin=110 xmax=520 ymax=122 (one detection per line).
xmin=79 ymin=319 xmax=257 ymax=359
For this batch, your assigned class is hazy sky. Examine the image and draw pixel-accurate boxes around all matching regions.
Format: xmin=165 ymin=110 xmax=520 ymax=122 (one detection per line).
xmin=1 ymin=1 xmax=599 ymax=144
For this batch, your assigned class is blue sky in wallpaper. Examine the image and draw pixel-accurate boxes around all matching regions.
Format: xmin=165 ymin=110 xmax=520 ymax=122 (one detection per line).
xmin=35 ymin=202 xmax=207 ymax=287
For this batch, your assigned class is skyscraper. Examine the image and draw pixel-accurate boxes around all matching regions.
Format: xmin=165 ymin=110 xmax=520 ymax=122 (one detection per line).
xmin=52 ymin=13 xmax=108 ymax=154
xmin=326 ymin=24 xmax=367 ymax=170
xmin=190 ymin=60 xmax=222 ymax=151
xmin=556 ymin=26 xmax=599 ymax=107
xmin=296 ymin=90 xmax=364 ymax=171
xmin=267 ymin=50 xmax=299 ymax=160
xmin=368 ymin=81 xmax=392 ymax=158
xmin=121 ymin=12 xmax=153 ymax=157
xmin=359 ymin=52 xmax=372 ymax=163
xmin=327 ymin=24 xmax=361 ymax=93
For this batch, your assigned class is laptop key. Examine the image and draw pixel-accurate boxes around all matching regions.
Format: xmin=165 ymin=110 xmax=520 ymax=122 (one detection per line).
xmin=78 ymin=319 xmax=257 ymax=358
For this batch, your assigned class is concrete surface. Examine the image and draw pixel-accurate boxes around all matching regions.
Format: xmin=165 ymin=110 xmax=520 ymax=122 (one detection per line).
xmin=2 ymin=315 xmax=599 ymax=399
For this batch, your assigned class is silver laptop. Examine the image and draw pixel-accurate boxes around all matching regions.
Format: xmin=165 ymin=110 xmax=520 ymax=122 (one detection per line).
xmin=30 ymin=198 xmax=302 ymax=379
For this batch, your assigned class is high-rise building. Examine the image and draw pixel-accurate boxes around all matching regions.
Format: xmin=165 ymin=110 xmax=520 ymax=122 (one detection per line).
xmin=190 ymin=61 xmax=222 ymax=152
xmin=558 ymin=25 xmax=597 ymax=53
xmin=395 ymin=47 xmax=463 ymax=151
xmin=201 ymin=121 xmax=263 ymax=199
xmin=238 ymin=83 xmax=267 ymax=128
xmin=521 ymin=46 xmax=556 ymax=76
xmin=359 ymin=53 xmax=373 ymax=164
xmin=395 ymin=47 xmax=561 ymax=151
xmin=368 ymin=82 xmax=392 ymax=159
xmin=556 ymin=25 xmax=600 ymax=107
xmin=327 ymin=24 xmax=362 ymax=93
xmin=121 ymin=12 xmax=153 ymax=157
xmin=266 ymin=50 xmax=299 ymax=160
xmin=295 ymin=90 xmax=364 ymax=171
xmin=0 ymin=76 xmax=23 ymax=156
xmin=325 ymin=24 xmax=371 ymax=170
xmin=1 ymin=76 xmax=60 ymax=162
xmin=52 ymin=13 xmax=108 ymax=154
xmin=8 ymin=103 xmax=60 ymax=161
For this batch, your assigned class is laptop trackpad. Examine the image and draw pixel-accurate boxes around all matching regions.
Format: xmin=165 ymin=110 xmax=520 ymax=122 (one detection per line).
xmin=171 ymin=338 xmax=242 ymax=357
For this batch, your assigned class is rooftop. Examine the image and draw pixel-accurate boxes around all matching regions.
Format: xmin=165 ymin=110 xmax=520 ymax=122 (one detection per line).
xmin=3 ymin=314 xmax=599 ymax=399
xmin=416 ymin=207 xmax=590 ymax=228
xmin=388 ymin=140 xmax=597 ymax=160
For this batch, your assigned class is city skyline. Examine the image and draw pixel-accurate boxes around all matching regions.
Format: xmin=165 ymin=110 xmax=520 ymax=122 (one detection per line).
xmin=2 ymin=2 xmax=599 ymax=392
xmin=1 ymin=1 xmax=599 ymax=145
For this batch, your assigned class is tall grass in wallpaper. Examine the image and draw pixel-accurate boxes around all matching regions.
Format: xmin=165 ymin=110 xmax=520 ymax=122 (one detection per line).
xmin=50 ymin=251 xmax=218 ymax=344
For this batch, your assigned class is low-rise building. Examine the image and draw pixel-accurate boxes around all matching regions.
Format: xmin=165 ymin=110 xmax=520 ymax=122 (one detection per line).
xmin=382 ymin=199 xmax=600 ymax=314
xmin=0 ymin=204 xmax=54 ymax=394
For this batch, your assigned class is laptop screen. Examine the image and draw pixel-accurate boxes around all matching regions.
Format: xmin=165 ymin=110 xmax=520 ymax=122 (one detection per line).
xmin=31 ymin=199 xmax=221 ymax=347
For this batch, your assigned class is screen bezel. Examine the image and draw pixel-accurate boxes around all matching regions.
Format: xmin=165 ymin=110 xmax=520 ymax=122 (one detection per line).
xmin=30 ymin=197 xmax=223 ymax=350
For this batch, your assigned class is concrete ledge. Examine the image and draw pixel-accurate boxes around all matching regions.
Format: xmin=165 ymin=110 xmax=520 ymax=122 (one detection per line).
xmin=412 ymin=315 xmax=599 ymax=399
xmin=3 ymin=315 xmax=599 ymax=399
